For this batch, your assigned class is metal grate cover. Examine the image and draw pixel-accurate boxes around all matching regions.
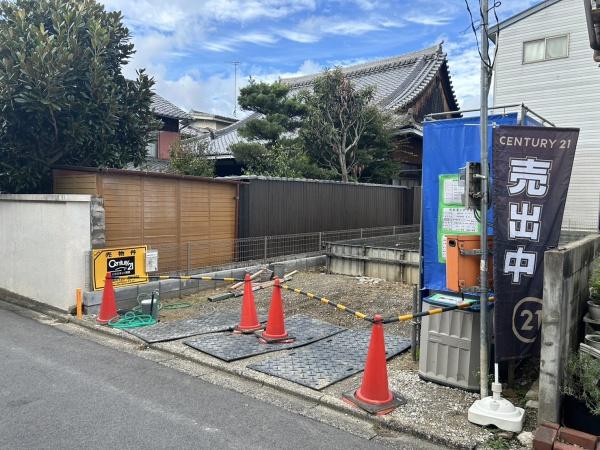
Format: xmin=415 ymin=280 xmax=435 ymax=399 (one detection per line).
xmin=183 ymin=315 xmax=345 ymax=362
xmin=126 ymin=311 xmax=266 ymax=343
xmin=248 ymin=330 xmax=411 ymax=390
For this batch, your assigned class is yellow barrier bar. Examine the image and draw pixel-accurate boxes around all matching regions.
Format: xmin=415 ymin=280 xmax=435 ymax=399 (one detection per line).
xmin=280 ymin=283 xmax=372 ymax=322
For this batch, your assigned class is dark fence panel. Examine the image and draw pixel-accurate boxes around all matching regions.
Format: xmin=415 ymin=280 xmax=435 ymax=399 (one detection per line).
xmin=233 ymin=177 xmax=417 ymax=238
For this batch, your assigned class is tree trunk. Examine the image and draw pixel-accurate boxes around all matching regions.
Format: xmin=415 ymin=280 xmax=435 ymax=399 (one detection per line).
xmin=338 ymin=150 xmax=348 ymax=182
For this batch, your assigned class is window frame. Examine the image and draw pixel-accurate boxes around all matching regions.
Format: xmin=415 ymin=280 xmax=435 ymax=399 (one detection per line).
xmin=522 ymin=34 xmax=570 ymax=64
xmin=146 ymin=131 xmax=159 ymax=158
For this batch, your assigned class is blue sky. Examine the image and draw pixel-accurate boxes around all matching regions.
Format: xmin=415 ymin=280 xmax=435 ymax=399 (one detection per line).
xmin=101 ymin=0 xmax=539 ymax=117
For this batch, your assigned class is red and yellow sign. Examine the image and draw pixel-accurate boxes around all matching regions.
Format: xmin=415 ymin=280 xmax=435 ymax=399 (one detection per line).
xmin=92 ymin=245 xmax=147 ymax=291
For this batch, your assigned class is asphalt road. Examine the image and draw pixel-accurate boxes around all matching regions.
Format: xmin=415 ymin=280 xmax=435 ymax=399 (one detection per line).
xmin=0 ymin=305 xmax=397 ymax=450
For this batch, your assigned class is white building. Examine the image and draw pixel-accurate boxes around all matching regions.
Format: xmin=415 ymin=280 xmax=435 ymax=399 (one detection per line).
xmin=491 ymin=0 xmax=600 ymax=230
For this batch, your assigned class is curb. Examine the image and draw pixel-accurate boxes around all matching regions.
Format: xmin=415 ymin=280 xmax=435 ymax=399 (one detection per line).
xmin=0 ymin=294 xmax=469 ymax=449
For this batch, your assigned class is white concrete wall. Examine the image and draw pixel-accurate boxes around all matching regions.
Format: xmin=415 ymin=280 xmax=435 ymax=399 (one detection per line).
xmin=493 ymin=0 xmax=600 ymax=230
xmin=0 ymin=194 xmax=92 ymax=311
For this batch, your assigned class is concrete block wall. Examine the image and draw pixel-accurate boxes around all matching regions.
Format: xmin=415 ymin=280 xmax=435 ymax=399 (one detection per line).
xmin=539 ymin=233 xmax=600 ymax=423
xmin=90 ymin=196 xmax=105 ymax=247
xmin=0 ymin=194 xmax=92 ymax=311
xmin=83 ymin=255 xmax=326 ymax=315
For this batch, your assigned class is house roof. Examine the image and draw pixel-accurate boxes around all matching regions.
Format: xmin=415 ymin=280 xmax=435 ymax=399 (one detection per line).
xmin=202 ymin=112 xmax=261 ymax=157
xmin=202 ymin=43 xmax=458 ymax=158
xmin=218 ymin=175 xmax=410 ymax=189
xmin=151 ymin=94 xmax=193 ymax=121
xmin=125 ymin=158 xmax=173 ymax=173
xmin=282 ymin=44 xmax=456 ymax=110
xmin=489 ymin=0 xmax=563 ymax=42
xmin=190 ymin=110 xmax=237 ymax=123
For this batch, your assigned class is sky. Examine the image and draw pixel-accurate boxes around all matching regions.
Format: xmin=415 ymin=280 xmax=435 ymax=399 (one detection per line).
xmin=100 ymin=0 xmax=540 ymax=118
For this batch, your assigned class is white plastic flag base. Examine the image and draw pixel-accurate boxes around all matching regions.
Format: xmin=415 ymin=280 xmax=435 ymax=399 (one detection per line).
xmin=468 ymin=382 xmax=525 ymax=432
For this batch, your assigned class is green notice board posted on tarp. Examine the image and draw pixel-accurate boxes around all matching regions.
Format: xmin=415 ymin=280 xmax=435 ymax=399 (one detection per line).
xmin=437 ymin=174 xmax=480 ymax=263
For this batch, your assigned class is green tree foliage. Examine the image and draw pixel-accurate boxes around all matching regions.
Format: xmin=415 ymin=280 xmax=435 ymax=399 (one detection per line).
xmin=300 ymin=68 xmax=396 ymax=182
xmin=236 ymin=79 xmax=305 ymax=145
xmin=169 ymin=138 xmax=214 ymax=177
xmin=231 ymin=79 xmax=332 ymax=178
xmin=0 ymin=0 xmax=159 ymax=192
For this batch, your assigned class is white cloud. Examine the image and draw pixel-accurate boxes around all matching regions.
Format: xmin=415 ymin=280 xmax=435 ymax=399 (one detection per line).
xmin=107 ymin=0 xmax=541 ymax=120
xmin=238 ymin=32 xmax=278 ymax=45
xmin=406 ymin=14 xmax=452 ymax=26
xmin=265 ymin=59 xmax=323 ymax=81
xmin=275 ymin=29 xmax=320 ymax=43
xmin=151 ymin=59 xmax=324 ymax=117
xmin=204 ymin=41 xmax=236 ymax=53
xmin=103 ymin=0 xmax=316 ymax=29
xmin=202 ymin=32 xmax=278 ymax=53
xmin=287 ymin=14 xmax=404 ymax=42
xmin=201 ymin=0 xmax=316 ymax=22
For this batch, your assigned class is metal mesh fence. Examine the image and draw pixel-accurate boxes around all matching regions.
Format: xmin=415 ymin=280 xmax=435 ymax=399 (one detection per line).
xmin=150 ymin=224 xmax=419 ymax=274
xmin=327 ymin=232 xmax=421 ymax=251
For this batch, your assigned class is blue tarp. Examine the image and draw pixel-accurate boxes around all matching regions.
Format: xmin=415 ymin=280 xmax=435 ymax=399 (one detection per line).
xmin=422 ymin=113 xmax=530 ymax=291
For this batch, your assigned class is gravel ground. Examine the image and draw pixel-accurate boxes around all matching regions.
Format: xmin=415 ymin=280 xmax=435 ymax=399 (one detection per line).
xmin=155 ymin=268 xmax=538 ymax=449
xmin=160 ymin=267 xmax=415 ymax=337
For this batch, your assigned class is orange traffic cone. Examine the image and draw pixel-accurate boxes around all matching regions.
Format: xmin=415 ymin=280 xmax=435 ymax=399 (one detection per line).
xmin=97 ymin=273 xmax=118 ymax=324
xmin=342 ymin=314 xmax=405 ymax=415
xmin=259 ymin=278 xmax=294 ymax=343
xmin=234 ymin=274 xmax=262 ymax=333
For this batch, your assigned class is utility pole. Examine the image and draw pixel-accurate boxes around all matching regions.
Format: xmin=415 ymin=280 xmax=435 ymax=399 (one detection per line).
xmin=232 ymin=61 xmax=240 ymax=117
xmin=469 ymin=2 xmax=524 ymax=432
xmin=479 ymin=0 xmax=490 ymax=399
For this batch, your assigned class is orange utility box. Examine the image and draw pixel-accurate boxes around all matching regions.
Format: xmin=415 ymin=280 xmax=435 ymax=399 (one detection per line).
xmin=446 ymin=235 xmax=493 ymax=292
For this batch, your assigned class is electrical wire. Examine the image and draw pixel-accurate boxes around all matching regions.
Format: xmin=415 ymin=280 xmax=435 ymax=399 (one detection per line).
xmin=463 ymin=0 xmax=502 ymax=71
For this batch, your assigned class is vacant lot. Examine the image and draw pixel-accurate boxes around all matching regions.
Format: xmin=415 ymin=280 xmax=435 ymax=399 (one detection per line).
xmin=160 ymin=268 xmax=416 ymax=337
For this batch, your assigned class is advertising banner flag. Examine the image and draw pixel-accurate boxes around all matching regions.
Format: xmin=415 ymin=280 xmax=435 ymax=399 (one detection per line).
xmin=493 ymin=126 xmax=579 ymax=361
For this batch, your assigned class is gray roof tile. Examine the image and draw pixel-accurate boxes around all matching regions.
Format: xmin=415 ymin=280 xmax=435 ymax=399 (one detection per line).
xmin=199 ymin=43 xmax=457 ymax=158
xmin=126 ymin=158 xmax=173 ymax=173
xmin=151 ymin=94 xmax=193 ymax=121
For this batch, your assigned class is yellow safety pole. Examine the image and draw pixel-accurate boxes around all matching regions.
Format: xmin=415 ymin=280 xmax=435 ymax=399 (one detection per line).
xmin=76 ymin=288 xmax=83 ymax=319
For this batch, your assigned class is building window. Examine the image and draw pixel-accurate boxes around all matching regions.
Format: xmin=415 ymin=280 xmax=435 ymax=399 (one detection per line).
xmin=523 ymin=35 xmax=569 ymax=63
xmin=146 ymin=132 xmax=158 ymax=158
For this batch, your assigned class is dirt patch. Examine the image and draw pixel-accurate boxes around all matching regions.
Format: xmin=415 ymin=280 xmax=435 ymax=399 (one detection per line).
xmin=136 ymin=269 xmax=542 ymax=447
xmin=159 ymin=268 xmax=415 ymax=337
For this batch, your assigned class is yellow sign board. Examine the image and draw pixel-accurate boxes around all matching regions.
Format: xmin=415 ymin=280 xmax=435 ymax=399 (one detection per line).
xmin=92 ymin=245 xmax=147 ymax=291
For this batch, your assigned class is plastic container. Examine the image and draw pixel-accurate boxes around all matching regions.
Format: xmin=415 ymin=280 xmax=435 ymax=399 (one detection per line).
xmin=418 ymin=292 xmax=492 ymax=391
